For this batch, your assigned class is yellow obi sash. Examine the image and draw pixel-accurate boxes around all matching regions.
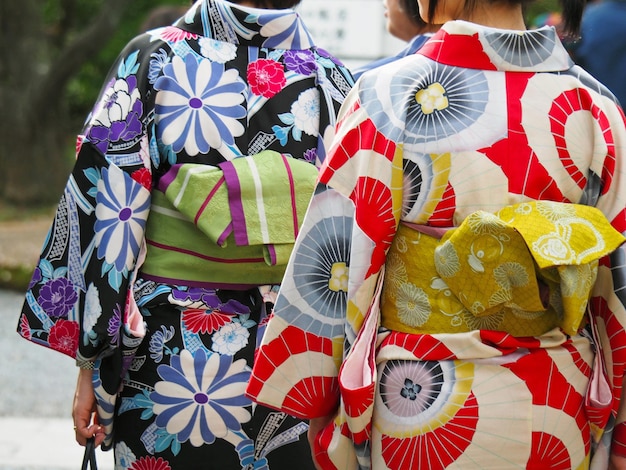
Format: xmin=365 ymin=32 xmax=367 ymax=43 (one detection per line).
xmin=381 ymin=201 xmax=625 ymax=337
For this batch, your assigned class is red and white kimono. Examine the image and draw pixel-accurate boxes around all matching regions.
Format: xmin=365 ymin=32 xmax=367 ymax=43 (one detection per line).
xmin=248 ymin=20 xmax=626 ymax=469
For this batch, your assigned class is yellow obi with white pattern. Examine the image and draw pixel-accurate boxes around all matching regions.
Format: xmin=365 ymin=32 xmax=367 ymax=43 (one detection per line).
xmin=381 ymin=201 xmax=625 ymax=337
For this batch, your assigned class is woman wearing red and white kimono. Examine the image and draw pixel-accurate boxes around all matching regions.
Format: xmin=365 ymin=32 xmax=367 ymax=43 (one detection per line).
xmin=247 ymin=0 xmax=626 ymax=467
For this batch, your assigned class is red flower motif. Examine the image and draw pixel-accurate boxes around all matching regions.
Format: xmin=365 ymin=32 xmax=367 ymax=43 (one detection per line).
xmin=159 ymin=26 xmax=198 ymax=43
xmin=247 ymin=59 xmax=286 ymax=98
xmin=129 ymin=456 xmax=172 ymax=470
xmin=131 ymin=167 xmax=152 ymax=191
xmin=19 ymin=315 xmax=32 ymax=340
xmin=182 ymin=308 xmax=233 ymax=334
xmin=258 ymin=314 xmax=271 ymax=327
xmin=48 ymin=319 xmax=79 ymax=357
xmin=76 ymin=135 xmax=85 ymax=155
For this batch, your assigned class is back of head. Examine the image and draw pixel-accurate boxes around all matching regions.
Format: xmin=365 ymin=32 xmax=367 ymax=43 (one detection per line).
xmin=229 ymin=0 xmax=302 ymax=7
xmin=424 ymin=0 xmax=585 ymax=36
xmin=400 ymin=0 xmax=428 ymax=27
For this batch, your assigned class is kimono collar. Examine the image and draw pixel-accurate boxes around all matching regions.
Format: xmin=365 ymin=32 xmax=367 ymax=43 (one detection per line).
xmin=174 ymin=0 xmax=316 ymax=50
xmin=418 ymin=20 xmax=574 ymax=72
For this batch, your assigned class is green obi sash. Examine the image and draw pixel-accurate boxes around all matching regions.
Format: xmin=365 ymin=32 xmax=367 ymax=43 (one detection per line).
xmin=141 ymin=151 xmax=318 ymax=288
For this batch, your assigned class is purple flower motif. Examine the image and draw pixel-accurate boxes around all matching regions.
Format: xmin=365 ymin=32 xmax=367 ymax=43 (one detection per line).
xmin=87 ymin=76 xmax=144 ymax=154
xmin=120 ymin=355 xmax=135 ymax=379
xmin=107 ymin=304 xmax=122 ymax=346
xmin=171 ymin=288 xmax=249 ymax=314
xmin=316 ymin=47 xmax=345 ymax=67
xmin=172 ymin=287 xmax=219 ymax=305
xmin=316 ymin=47 xmax=332 ymax=59
xmin=303 ymin=148 xmax=317 ymax=164
xmin=38 ymin=278 xmax=78 ymax=318
xmin=28 ymin=266 xmax=42 ymax=289
xmin=284 ymin=50 xmax=316 ymax=76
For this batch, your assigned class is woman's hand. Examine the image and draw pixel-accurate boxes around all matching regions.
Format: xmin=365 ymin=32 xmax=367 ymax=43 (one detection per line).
xmin=610 ymin=454 xmax=626 ymax=470
xmin=308 ymin=415 xmax=335 ymax=470
xmin=72 ymin=368 xmax=105 ymax=447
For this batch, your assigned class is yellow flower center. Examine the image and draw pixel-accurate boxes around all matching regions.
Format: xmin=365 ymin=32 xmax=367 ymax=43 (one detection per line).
xmin=328 ymin=262 xmax=349 ymax=292
xmin=415 ymin=83 xmax=449 ymax=115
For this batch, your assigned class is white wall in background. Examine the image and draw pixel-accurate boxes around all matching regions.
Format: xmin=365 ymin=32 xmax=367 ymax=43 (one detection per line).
xmin=296 ymin=0 xmax=405 ymax=69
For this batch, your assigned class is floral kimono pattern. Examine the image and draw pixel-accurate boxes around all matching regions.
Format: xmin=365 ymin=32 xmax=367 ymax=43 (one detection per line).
xmin=17 ymin=1 xmax=353 ymax=469
xmin=248 ymin=21 xmax=626 ymax=469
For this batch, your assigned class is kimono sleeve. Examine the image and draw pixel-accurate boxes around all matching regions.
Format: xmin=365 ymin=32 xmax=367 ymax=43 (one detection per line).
xmin=16 ymin=34 xmax=156 ymax=370
xmin=589 ymin=101 xmax=626 ymax=458
xmin=247 ymin=89 xmax=404 ymax=419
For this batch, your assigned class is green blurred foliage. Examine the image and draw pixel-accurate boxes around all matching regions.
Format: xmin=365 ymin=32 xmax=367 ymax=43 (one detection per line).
xmin=60 ymin=0 xmax=187 ymax=124
xmin=525 ymin=0 xmax=561 ymax=27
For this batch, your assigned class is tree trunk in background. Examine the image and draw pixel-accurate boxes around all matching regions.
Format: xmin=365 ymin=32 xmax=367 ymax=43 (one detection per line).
xmin=0 ymin=0 xmax=131 ymax=206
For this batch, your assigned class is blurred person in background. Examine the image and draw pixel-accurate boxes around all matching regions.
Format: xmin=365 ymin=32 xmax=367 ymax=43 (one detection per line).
xmin=352 ymin=0 xmax=440 ymax=80
xmin=569 ymin=0 xmax=626 ymax=106
xmin=16 ymin=0 xmax=353 ymax=468
xmin=247 ymin=0 xmax=626 ymax=467
xmin=140 ymin=4 xmax=189 ymax=31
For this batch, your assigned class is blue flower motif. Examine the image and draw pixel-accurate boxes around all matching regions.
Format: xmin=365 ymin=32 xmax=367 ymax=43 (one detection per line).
xmin=253 ymin=11 xmax=314 ymax=50
xmin=148 ymin=48 xmax=171 ymax=84
xmin=149 ymin=325 xmax=177 ymax=362
xmin=151 ymin=348 xmax=252 ymax=446
xmin=94 ymin=165 xmax=150 ymax=273
xmin=154 ymin=54 xmax=247 ymax=156
xmin=211 ymin=322 xmax=250 ymax=356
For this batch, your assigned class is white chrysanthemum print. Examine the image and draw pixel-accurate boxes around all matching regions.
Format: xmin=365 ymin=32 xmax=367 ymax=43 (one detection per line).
xmin=211 ymin=322 xmax=250 ymax=356
xmin=114 ymin=441 xmax=136 ymax=469
xmin=536 ymin=201 xmax=576 ymax=221
xmin=560 ymin=264 xmax=595 ymax=297
xmin=291 ymin=88 xmax=320 ymax=136
xmin=488 ymin=288 xmax=513 ymax=307
xmin=463 ymin=310 xmax=505 ymax=330
xmin=434 ymin=241 xmax=461 ymax=278
xmin=83 ymin=283 xmax=102 ymax=333
xmin=510 ymin=306 xmax=546 ymax=320
xmin=154 ymin=54 xmax=246 ymax=155
xmin=493 ymin=262 xmax=529 ymax=289
xmin=396 ymin=282 xmax=431 ymax=327
xmin=151 ymin=349 xmax=252 ymax=447
xmin=199 ymin=38 xmax=237 ymax=63
xmin=466 ymin=211 xmax=507 ymax=235
xmin=385 ymin=252 xmax=409 ymax=298
xmin=94 ymin=165 xmax=150 ymax=272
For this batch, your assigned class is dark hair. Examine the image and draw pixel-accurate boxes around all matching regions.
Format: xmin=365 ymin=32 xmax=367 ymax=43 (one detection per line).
xmin=228 ymin=0 xmax=302 ymax=7
xmin=425 ymin=0 xmax=585 ymax=36
xmin=142 ymin=6 xmax=188 ymax=31
xmin=401 ymin=0 xmax=428 ymax=27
